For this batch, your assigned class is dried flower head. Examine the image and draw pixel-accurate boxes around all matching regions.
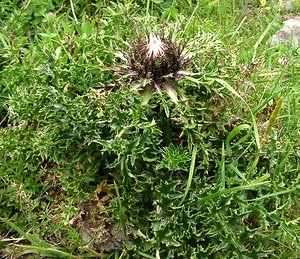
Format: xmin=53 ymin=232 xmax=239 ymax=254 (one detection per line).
xmin=117 ymin=33 xmax=190 ymax=103
xmin=146 ymin=34 xmax=165 ymax=60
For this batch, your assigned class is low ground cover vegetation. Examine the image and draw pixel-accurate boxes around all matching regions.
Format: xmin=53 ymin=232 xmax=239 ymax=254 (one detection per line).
xmin=0 ymin=0 xmax=299 ymax=258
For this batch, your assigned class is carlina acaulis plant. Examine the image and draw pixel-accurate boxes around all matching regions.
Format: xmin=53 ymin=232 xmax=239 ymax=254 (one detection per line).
xmin=116 ymin=32 xmax=190 ymax=104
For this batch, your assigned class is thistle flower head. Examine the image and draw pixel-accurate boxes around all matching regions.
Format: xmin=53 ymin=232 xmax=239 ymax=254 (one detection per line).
xmin=146 ymin=34 xmax=165 ymax=60
xmin=116 ymin=32 xmax=190 ymax=103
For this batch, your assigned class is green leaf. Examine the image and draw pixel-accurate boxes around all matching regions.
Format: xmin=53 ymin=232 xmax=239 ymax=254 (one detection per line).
xmin=162 ymin=6 xmax=179 ymax=20
xmin=225 ymin=124 xmax=251 ymax=155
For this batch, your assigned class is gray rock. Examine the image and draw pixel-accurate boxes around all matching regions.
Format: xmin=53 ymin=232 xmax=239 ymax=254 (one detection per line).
xmin=281 ymin=1 xmax=293 ymax=11
xmin=271 ymin=16 xmax=300 ymax=47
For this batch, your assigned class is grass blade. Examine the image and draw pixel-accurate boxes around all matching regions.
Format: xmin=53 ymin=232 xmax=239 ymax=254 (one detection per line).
xmin=0 ymin=217 xmax=51 ymax=248
xmin=196 ymin=174 xmax=270 ymax=204
xmin=219 ymin=142 xmax=226 ymax=189
xmin=252 ymin=18 xmax=276 ymax=62
xmin=225 ymin=124 xmax=251 ymax=155
xmin=178 ymin=143 xmax=198 ymax=206
xmin=248 ymin=188 xmax=296 ymax=201
xmin=211 ymin=77 xmax=261 ymax=150
xmin=16 ymin=245 xmax=81 ymax=258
